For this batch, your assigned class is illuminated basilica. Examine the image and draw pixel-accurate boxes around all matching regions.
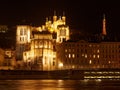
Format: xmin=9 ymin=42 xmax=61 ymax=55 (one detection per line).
xmin=16 ymin=12 xmax=70 ymax=70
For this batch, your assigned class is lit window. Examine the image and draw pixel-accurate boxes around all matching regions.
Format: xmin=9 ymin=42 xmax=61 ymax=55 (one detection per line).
xmin=82 ymin=53 xmax=84 ymax=56
xmin=72 ymin=65 xmax=75 ymax=69
xmin=69 ymin=54 xmax=71 ymax=58
xmin=97 ymin=49 xmax=100 ymax=53
xmin=89 ymin=60 xmax=92 ymax=64
xmin=24 ymin=29 xmax=27 ymax=35
xmin=97 ymin=55 xmax=99 ymax=58
xmin=93 ymin=55 xmax=96 ymax=58
xmin=89 ymin=44 xmax=92 ymax=47
xmin=65 ymin=49 xmax=67 ymax=52
xmin=35 ymin=41 xmax=39 ymax=48
xmin=20 ymin=29 xmax=23 ymax=35
xmin=59 ymin=63 xmax=63 ymax=68
xmin=72 ymin=54 xmax=75 ymax=58
xmin=85 ymin=54 xmax=87 ymax=58
xmin=108 ymin=61 xmax=111 ymax=64
xmin=49 ymin=42 xmax=51 ymax=48
xmin=44 ymin=41 xmax=47 ymax=48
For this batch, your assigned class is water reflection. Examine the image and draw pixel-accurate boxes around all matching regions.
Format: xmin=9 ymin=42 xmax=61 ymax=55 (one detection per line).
xmin=0 ymin=80 xmax=120 ymax=90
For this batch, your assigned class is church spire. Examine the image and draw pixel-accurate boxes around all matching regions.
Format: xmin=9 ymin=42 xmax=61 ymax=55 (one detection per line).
xmin=62 ymin=11 xmax=66 ymax=24
xmin=53 ymin=10 xmax=57 ymax=21
xmin=102 ymin=14 xmax=107 ymax=35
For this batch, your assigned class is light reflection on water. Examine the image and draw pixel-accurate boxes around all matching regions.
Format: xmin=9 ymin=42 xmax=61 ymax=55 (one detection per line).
xmin=0 ymin=80 xmax=120 ymax=90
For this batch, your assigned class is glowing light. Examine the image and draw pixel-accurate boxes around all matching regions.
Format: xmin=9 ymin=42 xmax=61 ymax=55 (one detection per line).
xmin=72 ymin=65 xmax=75 ymax=69
xmin=69 ymin=54 xmax=71 ymax=58
xmin=97 ymin=49 xmax=100 ymax=53
xmin=93 ymin=55 xmax=96 ymax=58
xmin=89 ymin=60 xmax=92 ymax=64
xmin=85 ymin=54 xmax=87 ymax=58
xmin=72 ymin=54 xmax=75 ymax=58
xmin=59 ymin=63 xmax=63 ymax=68
xmin=82 ymin=54 xmax=84 ymax=56
xmin=97 ymin=55 xmax=99 ymax=58
xmin=65 ymin=49 xmax=67 ymax=52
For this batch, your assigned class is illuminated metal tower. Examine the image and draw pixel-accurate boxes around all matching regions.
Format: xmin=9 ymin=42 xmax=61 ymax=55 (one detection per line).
xmin=102 ymin=14 xmax=107 ymax=35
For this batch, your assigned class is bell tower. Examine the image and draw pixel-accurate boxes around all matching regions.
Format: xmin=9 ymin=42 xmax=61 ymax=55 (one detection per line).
xmin=53 ymin=11 xmax=57 ymax=22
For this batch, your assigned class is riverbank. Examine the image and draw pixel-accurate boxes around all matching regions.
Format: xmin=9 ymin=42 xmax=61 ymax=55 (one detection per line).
xmin=0 ymin=69 xmax=84 ymax=80
xmin=0 ymin=69 xmax=120 ymax=80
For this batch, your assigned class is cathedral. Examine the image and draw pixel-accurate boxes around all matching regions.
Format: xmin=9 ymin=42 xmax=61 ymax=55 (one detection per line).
xmin=16 ymin=12 xmax=70 ymax=70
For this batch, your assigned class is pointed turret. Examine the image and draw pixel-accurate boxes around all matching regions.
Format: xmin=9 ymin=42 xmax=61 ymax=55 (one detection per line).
xmin=46 ymin=17 xmax=48 ymax=22
xmin=53 ymin=10 xmax=57 ymax=21
xmin=62 ymin=11 xmax=66 ymax=24
xmin=102 ymin=14 xmax=107 ymax=35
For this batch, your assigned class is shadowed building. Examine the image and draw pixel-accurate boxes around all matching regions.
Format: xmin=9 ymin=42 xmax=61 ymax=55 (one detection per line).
xmin=56 ymin=40 xmax=120 ymax=69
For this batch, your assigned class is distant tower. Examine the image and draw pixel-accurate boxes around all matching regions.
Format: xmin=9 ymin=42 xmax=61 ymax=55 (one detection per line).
xmin=102 ymin=14 xmax=107 ymax=35
xmin=16 ymin=25 xmax=31 ymax=60
xmin=46 ymin=17 xmax=48 ymax=22
xmin=62 ymin=11 xmax=66 ymax=25
xmin=53 ymin=11 xmax=57 ymax=22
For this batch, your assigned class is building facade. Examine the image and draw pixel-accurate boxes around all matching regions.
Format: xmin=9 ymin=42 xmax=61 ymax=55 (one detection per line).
xmin=0 ymin=48 xmax=16 ymax=70
xmin=56 ymin=40 xmax=120 ymax=69
xmin=16 ymin=25 xmax=31 ymax=60
xmin=16 ymin=13 xmax=70 ymax=70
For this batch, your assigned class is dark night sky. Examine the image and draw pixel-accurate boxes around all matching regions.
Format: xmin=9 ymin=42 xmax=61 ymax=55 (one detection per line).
xmin=0 ymin=0 xmax=120 ymax=34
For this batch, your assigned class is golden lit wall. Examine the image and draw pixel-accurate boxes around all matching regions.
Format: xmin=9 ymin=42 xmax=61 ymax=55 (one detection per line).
xmin=0 ymin=48 xmax=4 ymax=66
xmin=56 ymin=26 xmax=69 ymax=43
xmin=16 ymin=25 xmax=31 ymax=60
xmin=16 ymin=25 xmax=31 ymax=44
xmin=23 ymin=32 xmax=56 ymax=70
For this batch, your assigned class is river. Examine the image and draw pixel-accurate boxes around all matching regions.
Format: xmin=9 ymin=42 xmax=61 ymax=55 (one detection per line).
xmin=0 ymin=80 xmax=120 ymax=90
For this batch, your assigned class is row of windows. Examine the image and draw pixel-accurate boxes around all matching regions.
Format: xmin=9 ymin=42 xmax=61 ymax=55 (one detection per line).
xmin=65 ymin=54 xmax=100 ymax=59
xmin=64 ymin=43 xmax=120 ymax=48
xmin=65 ymin=48 xmax=120 ymax=53
xmin=65 ymin=49 xmax=100 ymax=53
xmin=64 ymin=53 xmax=120 ymax=59
xmin=34 ymin=41 xmax=52 ymax=45
xmin=63 ymin=59 xmax=119 ymax=65
xmin=34 ymin=41 xmax=52 ymax=49
xmin=20 ymin=28 xmax=27 ymax=35
xmin=20 ymin=37 xmax=27 ymax=42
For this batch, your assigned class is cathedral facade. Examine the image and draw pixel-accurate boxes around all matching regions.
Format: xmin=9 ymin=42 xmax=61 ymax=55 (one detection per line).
xmin=16 ymin=13 xmax=70 ymax=70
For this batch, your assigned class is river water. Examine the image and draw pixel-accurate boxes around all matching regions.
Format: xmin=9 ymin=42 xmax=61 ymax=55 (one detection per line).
xmin=0 ymin=80 xmax=120 ymax=90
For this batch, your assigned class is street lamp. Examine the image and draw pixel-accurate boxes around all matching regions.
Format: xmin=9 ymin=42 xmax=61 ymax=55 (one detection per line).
xmin=59 ymin=63 xmax=63 ymax=70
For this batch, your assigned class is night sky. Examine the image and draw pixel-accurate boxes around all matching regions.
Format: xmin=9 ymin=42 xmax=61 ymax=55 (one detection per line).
xmin=0 ymin=0 xmax=120 ymax=34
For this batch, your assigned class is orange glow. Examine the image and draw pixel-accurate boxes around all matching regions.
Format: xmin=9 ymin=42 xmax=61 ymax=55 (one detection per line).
xmin=102 ymin=14 xmax=107 ymax=35
xmin=59 ymin=63 xmax=63 ymax=68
